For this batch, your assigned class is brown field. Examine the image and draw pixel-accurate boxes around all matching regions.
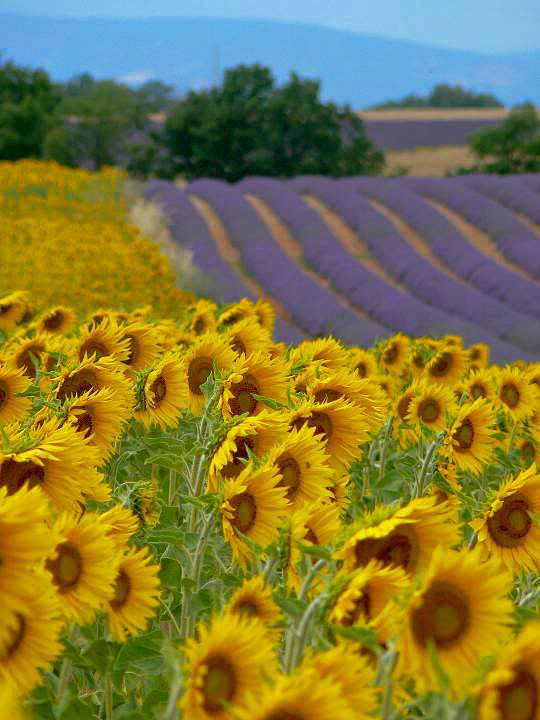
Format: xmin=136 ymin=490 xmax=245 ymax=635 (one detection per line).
xmin=358 ymin=108 xmax=513 ymax=121
xmin=383 ymin=145 xmax=476 ymax=176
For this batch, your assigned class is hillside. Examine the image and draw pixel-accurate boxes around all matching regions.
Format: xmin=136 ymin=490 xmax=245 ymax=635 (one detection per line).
xmin=1 ymin=14 xmax=540 ymax=107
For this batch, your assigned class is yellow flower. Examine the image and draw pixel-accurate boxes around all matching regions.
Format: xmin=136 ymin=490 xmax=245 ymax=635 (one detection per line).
xmin=0 ymin=683 xmax=29 ymax=720
xmin=135 ymin=353 xmax=188 ymax=430
xmin=424 ymin=343 xmax=468 ymax=387
xmin=221 ymin=352 xmax=288 ymax=419
xmin=290 ymin=337 xmax=350 ymax=372
xmin=99 ymin=502 xmax=140 ymax=551
xmin=464 ymin=368 xmax=496 ymax=403
xmin=0 ymin=292 xmax=29 ymax=331
xmin=189 ymin=299 xmax=218 ymax=336
xmin=0 ymin=365 xmax=31 ymax=426
xmin=4 ymin=333 xmax=51 ymax=380
xmin=379 ymin=333 xmax=410 ymax=375
xmin=225 ymin=317 xmax=272 ymax=358
xmin=184 ymin=333 xmax=237 ymax=415
xmin=495 ymin=366 xmax=539 ymax=423
xmin=52 ymin=354 xmax=131 ymax=403
xmin=468 ymin=343 xmax=490 ymax=370
xmin=470 ymin=464 xmax=540 ymax=574
xmin=407 ymin=381 xmax=457 ymax=434
xmin=348 ymin=347 xmax=378 ymax=379
xmin=72 ymin=317 xmax=131 ymax=363
xmin=36 ymin=305 xmax=76 ymax=335
xmin=443 ymin=398 xmax=498 ymax=475
xmin=227 ymin=575 xmax=281 ymax=636
xmin=253 ymin=299 xmax=275 ymax=333
xmin=181 ymin=613 xmax=277 ymax=720
xmin=218 ymin=298 xmax=257 ymax=328
xmin=119 ymin=320 xmax=160 ymax=371
xmin=397 ymin=546 xmax=513 ymax=696
xmin=106 ymin=546 xmax=161 ymax=643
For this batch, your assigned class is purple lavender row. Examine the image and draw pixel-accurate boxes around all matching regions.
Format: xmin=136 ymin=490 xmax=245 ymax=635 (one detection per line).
xmin=290 ymin=175 xmax=532 ymax=363
xmin=363 ymin=118 xmax=503 ymax=151
xmin=404 ymin=177 xmax=540 ymax=280
xmin=143 ymin=180 xmax=305 ymax=344
xmin=520 ymin=175 xmax=540 ymax=193
xmin=346 ymin=177 xmax=540 ymax=353
xmin=461 ymin=175 xmax=540 ymax=225
xmin=187 ymin=179 xmax=389 ymax=346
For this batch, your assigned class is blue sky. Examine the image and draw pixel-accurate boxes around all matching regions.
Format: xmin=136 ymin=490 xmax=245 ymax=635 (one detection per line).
xmin=2 ymin=0 xmax=539 ymax=54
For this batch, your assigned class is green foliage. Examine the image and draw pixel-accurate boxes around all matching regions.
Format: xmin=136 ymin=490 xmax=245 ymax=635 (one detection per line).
xmin=163 ymin=64 xmax=384 ymax=180
xmin=374 ymin=83 xmax=503 ymax=109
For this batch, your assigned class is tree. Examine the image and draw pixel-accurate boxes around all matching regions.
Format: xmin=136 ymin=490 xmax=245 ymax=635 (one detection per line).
xmin=374 ymin=83 xmax=503 ymax=109
xmin=0 ymin=60 xmax=59 ymax=160
xmin=164 ymin=64 xmax=383 ymax=181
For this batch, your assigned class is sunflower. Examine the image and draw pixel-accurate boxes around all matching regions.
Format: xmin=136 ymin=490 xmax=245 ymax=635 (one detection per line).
xmin=469 ymin=343 xmax=490 ymax=371
xmin=337 ymin=497 xmax=459 ymax=575
xmin=475 ymin=622 xmax=540 ymax=720
xmin=408 ymin=339 xmax=439 ymax=378
xmin=442 ymin=398 xmax=498 ymax=475
xmin=36 ymin=305 xmax=76 ymax=335
xmin=135 ymin=353 xmax=188 ymax=430
xmin=235 ymin=668 xmax=354 ymax=720
xmin=424 ymin=343 xmax=468 ymax=387
xmin=45 ymin=512 xmax=118 ymax=624
xmin=407 ymin=381 xmax=456 ymax=434
xmin=379 ymin=333 xmax=410 ymax=376
xmin=0 ymin=683 xmax=28 ymax=720
xmin=220 ymin=462 xmax=289 ymax=568
xmin=464 ymin=368 xmax=497 ymax=403
xmin=52 ymin=354 xmax=131 ymax=403
xmin=397 ymin=546 xmax=513 ymax=696
xmin=189 ymin=300 xmax=218 ymax=336
xmin=181 ymin=613 xmax=276 ymax=720
xmin=518 ymin=435 xmax=538 ymax=466
xmin=0 ymin=365 xmax=31 ymax=426
xmin=290 ymin=337 xmax=350 ymax=373
xmin=349 ymin=347 xmax=378 ymax=379
xmin=329 ymin=560 xmax=410 ymax=644
xmin=99 ymin=502 xmax=140 ymax=551
xmin=221 ymin=352 xmax=289 ymax=419
xmin=184 ymin=333 xmax=237 ymax=415
xmin=369 ymin=373 xmax=395 ymax=403
xmin=470 ymin=464 xmax=540 ymax=574
xmin=301 ymin=642 xmax=377 ymax=720
xmin=227 ymin=575 xmax=281 ymax=634
xmin=0 ymin=292 xmax=29 ymax=331
xmin=208 ymin=411 xmax=287 ymax=491
xmin=393 ymin=383 xmax=418 ymax=448
xmin=5 ymin=333 xmax=50 ymax=380
xmin=287 ymin=398 xmax=370 ymax=473
xmin=266 ymin=425 xmax=334 ymax=510
xmin=329 ymin=473 xmax=350 ymax=512
xmin=119 ymin=321 xmax=160 ymax=371
xmin=225 ymin=318 xmax=272 ymax=359
xmin=73 ymin=318 xmax=130 ymax=363
xmin=0 ymin=574 xmax=63 ymax=691
xmin=65 ymin=387 xmax=133 ymax=462
xmin=106 ymin=546 xmax=160 ymax=643
xmin=254 ymin=299 xmax=275 ymax=333
xmin=268 ymin=342 xmax=286 ymax=360
xmin=219 ymin=299 xmax=257 ymax=328
xmin=495 ymin=366 xmax=538 ymax=423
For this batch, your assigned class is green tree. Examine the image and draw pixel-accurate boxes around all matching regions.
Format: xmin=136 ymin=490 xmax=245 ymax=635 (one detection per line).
xmin=374 ymin=83 xmax=502 ymax=109
xmin=0 ymin=60 xmax=59 ymax=160
xmin=164 ymin=64 xmax=383 ymax=181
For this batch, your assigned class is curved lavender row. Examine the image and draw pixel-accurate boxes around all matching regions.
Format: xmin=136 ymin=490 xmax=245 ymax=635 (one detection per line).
xmin=290 ymin=175 xmax=532 ymax=363
xmin=521 ymin=174 xmax=540 ymax=193
xmin=143 ymin=180 xmax=305 ymax=344
xmin=188 ymin=179 xmax=389 ymax=346
xmin=404 ymin=177 xmax=540 ymax=280
xmin=459 ymin=175 xmax=540 ymax=226
xmin=346 ymin=177 xmax=540 ymax=353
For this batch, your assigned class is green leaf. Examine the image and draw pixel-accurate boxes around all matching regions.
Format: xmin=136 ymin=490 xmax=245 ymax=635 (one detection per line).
xmin=81 ymin=639 xmax=115 ymax=674
xmin=146 ymin=528 xmax=185 ymax=546
xmin=252 ymin=393 xmax=284 ymax=411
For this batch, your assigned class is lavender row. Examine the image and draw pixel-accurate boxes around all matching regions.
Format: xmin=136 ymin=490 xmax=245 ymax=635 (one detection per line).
xmin=404 ymin=178 xmax=540 ymax=280
xmin=143 ymin=180 xmax=305 ymax=344
xmin=188 ymin=179 xmax=389 ymax=346
xmin=290 ymin=175 xmax=531 ymax=363
xmin=363 ymin=118 xmax=502 ymax=151
xmin=460 ymin=175 xmax=540 ymax=225
xmin=345 ymin=177 xmax=540 ymax=353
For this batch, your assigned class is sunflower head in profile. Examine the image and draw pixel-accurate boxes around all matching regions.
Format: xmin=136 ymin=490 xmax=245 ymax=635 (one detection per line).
xmin=287 ymin=397 xmax=369 ymax=474
xmin=495 ymin=366 xmax=538 ymax=423
xmin=220 ymin=462 xmax=289 ymax=568
xmin=254 ymin=298 xmax=275 ymax=334
xmin=349 ymin=347 xmax=378 ymax=379
xmin=424 ymin=343 xmax=468 ymax=387
xmin=181 ymin=613 xmax=277 ymax=720
xmin=208 ymin=411 xmax=287 ymax=492
xmin=268 ymin=341 xmax=286 ymax=360
xmin=135 ymin=353 xmax=188 ymax=430
xmin=470 ymin=464 xmax=540 ymax=574
xmin=442 ymin=398 xmax=497 ymax=475
xmin=336 ymin=496 xmax=459 ymax=576
xmin=220 ymin=352 xmax=288 ymax=420
xmin=187 ymin=299 xmax=218 ymax=337
xmin=99 ymin=502 xmax=140 ymax=551
xmin=369 ymin=373 xmax=395 ymax=403
xmin=0 ymin=365 xmax=31 ymax=426
xmin=393 ymin=382 xmax=418 ymax=449
xmin=5 ymin=332 xmax=50 ymax=380
xmin=300 ymin=642 xmax=377 ymax=720
xmin=397 ymin=546 xmax=513 ymax=696
xmin=378 ymin=333 xmax=410 ymax=376
xmin=475 ymin=622 xmax=540 ymax=720
xmin=106 ymin=546 xmax=160 ymax=643
xmin=290 ymin=337 xmax=350 ymax=373
xmin=468 ymin=342 xmax=490 ymax=371
xmin=408 ymin=338 xmax=439 ymax=378
xmin=0 ymin=292 xmax=29 ymax=331
xmin=218 ymin=298 xmax=257 ymax=329
xmin=184 ymin=333 xmax=237 ymax=415
xmin=225 ymin=317 xmax=272 ymax=359
xmin=226 ymin=575 xmax=281 ymax=638
xmin=119 ymin=320 xmax=160 ymax=372
xmin=73 ymin=318 xmax=131 ymax=364
xmin=518 ymin=435 xmax=538 ymax=467
xmin=407 ymin=381 xmax=457 ymax=435
xmin=36 ymin=305 xmax=76 ymax=335
xmin=52 ymin=354 xmax=131 ymax=403
xmin=464 ymin=368 xmax=496 ymax=403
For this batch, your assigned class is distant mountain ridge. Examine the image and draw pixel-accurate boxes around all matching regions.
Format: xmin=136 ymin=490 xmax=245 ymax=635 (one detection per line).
xmin=1 ymin=14 xmax=539 ymax=107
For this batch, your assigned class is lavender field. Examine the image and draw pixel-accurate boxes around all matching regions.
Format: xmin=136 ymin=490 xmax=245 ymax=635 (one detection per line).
xmin=144 ymin=174 xmax=540 ymax=363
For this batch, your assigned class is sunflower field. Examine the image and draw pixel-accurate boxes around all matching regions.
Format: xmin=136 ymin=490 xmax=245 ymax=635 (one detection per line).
xmin=1 ymin=161 xmax=540 ymax=720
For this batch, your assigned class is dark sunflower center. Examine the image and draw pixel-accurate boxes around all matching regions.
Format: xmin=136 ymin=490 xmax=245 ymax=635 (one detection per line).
xmin=0 ymin=381 xmax=8 ymax=407
xmin=419 ymin=399 xmax=440 ymax=424
xmin=430 ymin=352 xmax=452 ymax=377
xmin=470 ymin=348 xmax=480 ymax=361
xmin=341 ymin=589 xmax=371 ymax=626
xmin=0 ymin=459 xmax=45 ymax=495
xmin=193 ymin=317 xmax=205 ymax=335
xmin=265 ymin=712 xmax=304 ymax=720
xmin=413 ymin=353 xmax=426 ymax=369
xmin=0 ymin=613 xmax=25 ymax=660
xmin=222 ymin=312 xmax=241 ymax=326
xmin=305 ymin=411 xmax=333 ymax=441
xmin=110 ymin=569 xmax=131 ymax=610
xmin=487 ymin=493 xmax=531 ymax=548
xmin=46 ymin=541 xmax=82 ymax=591
xmin=150 ymin=376 xmax=167 ymax=405
xmin=74 ymin=410 xmax=94 ymax=438
xmin=202 ymin=657 xmax=237 ymax=713
xmin=79 ymin=341 xmax=108 ymax=361
xmin=234 ymin=600 xmax=258 ymax=617
xmin=17 ymin=344 xmax=45 ymax=378
xmin=188 ymin=356 xmax=213 ymax=395
xmin=229 ymin=374 xmax=259 ymax=416
xmin=230 ymin=492 xmax=257 ymax=533
xmin=411 ymin=581 xmax=469 ymax=649
xmin=498 ymin=665 xmax=538 ymax=720
xmin=454 ymin=418 xmax=474 ymax=450
xmin=303 ymin=528 xmax=319 ymax=545
xmin=354 ymin=526 xmax=416 ymax=572
xmin=221 ymin=436 xmax=255 ymax=478
xmin=276 ymin=455 xmax=301 ymax=500
xmin=313 ymin=388 xmax=341 ymax=403
xmin=383 ymin=344 xmax=398 ymax=364
xmin=57 ymin=369 xmax=99 ymax=401
xmin=125 ymin=334 xmax=140 ymax=365
xmin=0 ymin=303 xmax=13 ymax=316
xmin=521 ymin=442 xmax=536 ymax=464
xmin=355 ymin=362 xmax=367 ymax=377
xmin=470 ymin=383 xmax=486 ymax=399
xmin=43 ymin=310 xmax=63 ymax=331
xmin=230 ymin=338 xmax=246 ymax=356
xmin=501 ymin=383 xmax=520 ymax=409
xmin=397 ymin=395 xmax=412 ymax=420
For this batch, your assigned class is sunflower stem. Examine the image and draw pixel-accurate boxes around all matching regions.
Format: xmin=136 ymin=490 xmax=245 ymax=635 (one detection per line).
xmin=378 ymin=417 xmax=394 ymax=487
xmin=298 ymin=559 xmax=326 ymax=602
xmin=163 ymin=670 xmax=183 ymax=720
xmin=378 ymin=650 xmax=398 ymax=720
xmin=288 ymin=595 xmax=323 ymax=672
xmin=104 ymin=673 xmax=113 ymax=720
xmin=56 ymin=624 xmax=78 ymax=706
xmin=181 ymin=511 xmax=215 ymax=638
xmin=414 ymin=434 xmax=443 ymax=498
xmin=168 ymin=469 xmax=177 ymax=505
